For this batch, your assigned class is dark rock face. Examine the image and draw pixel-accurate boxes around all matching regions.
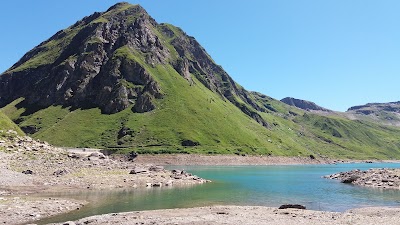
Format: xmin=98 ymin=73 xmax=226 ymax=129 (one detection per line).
xmin=281 ymin=97 xmax=331 ymax=112
xmin=0 ymin=4 xmax=164 ymax=114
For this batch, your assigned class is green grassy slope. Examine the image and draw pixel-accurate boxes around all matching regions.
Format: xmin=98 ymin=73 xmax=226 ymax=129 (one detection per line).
xmin=0 ymin=111 xmax=24 ymax=135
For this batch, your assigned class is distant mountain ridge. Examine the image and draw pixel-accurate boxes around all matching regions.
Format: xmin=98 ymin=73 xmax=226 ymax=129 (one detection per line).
xmin=345 ymin=101 xmax=400 ymax=127
xmin=347 ymin=101 xmax=400 ymax=114
xmin=280 ymin=97 xmax=331 ymax=112
xmin=1 ymin=2 xmax=400 ymax=159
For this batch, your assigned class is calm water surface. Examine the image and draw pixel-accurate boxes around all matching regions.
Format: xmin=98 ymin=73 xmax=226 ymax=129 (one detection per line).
xmin=36 ymin=163 xmax=400 ymax=224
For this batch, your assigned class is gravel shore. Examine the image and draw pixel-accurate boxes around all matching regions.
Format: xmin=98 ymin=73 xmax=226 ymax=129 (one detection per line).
xmin=51 ymin=205 xmax=400 ymax=225
xmin=0 ymin=130 xmax=208 ymax=224
xmin=2 ymin=130 xmax=400 ymax=225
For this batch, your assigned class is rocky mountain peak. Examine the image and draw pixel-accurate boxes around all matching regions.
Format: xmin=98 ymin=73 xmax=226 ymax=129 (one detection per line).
xmin=106 ymin=2 xmax=136 ymax=11
xmin=0 ymin=3 xmax=166 ymax=114
xmin=281 ymin=97 xmax=331 ymax=112
xmin=0 ymin=2 xmax=269 ymax=127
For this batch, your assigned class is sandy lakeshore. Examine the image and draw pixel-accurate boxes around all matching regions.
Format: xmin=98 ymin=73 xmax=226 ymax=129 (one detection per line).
xmin=52 ymin=205 xmax=400 ymax=225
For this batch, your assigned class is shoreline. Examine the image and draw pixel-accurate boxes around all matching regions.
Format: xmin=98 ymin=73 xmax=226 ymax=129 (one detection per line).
xmin=50 ymin=205 xmax=400 ymax=225
xmin=2 ymin=131 xmax=400 ymax=224
xmin=134 ymin=154 xmax=400 ymax=166
xmin=135 ymin=154 xmax=333 ymax=165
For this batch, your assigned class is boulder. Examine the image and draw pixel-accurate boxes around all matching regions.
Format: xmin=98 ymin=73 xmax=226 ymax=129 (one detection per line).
xmin=89 ymin=152 xmax=106 ymax=159
xmin=341 ymin=175 xmax=359 ymax=184
xmin=181 ymin=140 xmax=200 ymax=146
xmin=149 ymin=165 xmax=164 ymax=172
xmin=278 ymin=204 xmax=306 ymax=210
xmin=129 ymin=168 xmax=148 ymax=174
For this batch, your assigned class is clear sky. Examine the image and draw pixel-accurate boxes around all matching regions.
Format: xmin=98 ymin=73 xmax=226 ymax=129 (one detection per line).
xmin=1 ymin=1 xmax=399 ymax=112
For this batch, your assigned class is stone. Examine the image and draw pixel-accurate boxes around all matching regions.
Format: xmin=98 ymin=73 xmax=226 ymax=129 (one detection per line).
xmin=149 ymin=165 xmax=164 ymax=172
xmin=22 ymin=170 xmax=33 ymax=175
xmin=53 ymin=168 xmax=70 ymax=176
xmin=152 ymin=182 xmax=162 ymax=187
xmin=278 ymin=204 xmax=306 ymax=210
xmin=129 ymin=168 xmax=148 ymax=174
xmin=63 ymin=221 xmax=76 ymax=225
xmin=341 ymin=175 xmax=359 ymax=184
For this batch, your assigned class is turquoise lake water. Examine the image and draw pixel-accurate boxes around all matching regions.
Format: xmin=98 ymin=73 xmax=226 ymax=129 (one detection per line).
xmin=36 ymin=163 xmax=400 ymax=224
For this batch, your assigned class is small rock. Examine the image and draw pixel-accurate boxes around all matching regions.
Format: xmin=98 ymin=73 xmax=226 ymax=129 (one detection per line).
xmin=129 ymin=168 xmax=148 ymax=174
xmin=149 ymin=165 xmax=164 ymax=172
xmin=22 ymin=170 xmax=33 ymax=175
xmin=279 ymin=204 xmax=306 ymax=210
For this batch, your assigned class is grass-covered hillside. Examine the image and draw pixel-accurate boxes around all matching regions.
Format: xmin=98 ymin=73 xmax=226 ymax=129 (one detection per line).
xmin=0 ymin=111 xmax=23 ymax=135
xmin=1 ymin=2 xmax=400 ymax=159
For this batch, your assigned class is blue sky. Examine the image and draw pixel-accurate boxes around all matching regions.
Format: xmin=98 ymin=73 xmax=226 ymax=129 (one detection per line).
xmin=1 ymin=1 xmax=399 ymax=112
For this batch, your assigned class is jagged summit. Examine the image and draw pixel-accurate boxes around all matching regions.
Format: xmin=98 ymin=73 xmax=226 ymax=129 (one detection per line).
xmin=1 ymin=2 xmax=165 ymax=114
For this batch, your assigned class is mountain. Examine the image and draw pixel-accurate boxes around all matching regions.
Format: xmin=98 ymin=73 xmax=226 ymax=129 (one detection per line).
xmin=281 ymin=97 xmax=331 ymax=112
xmin=1 ymin=2 xmax=400 ymax=159
xmin=346 ymin=101 xmax=400 ymax=127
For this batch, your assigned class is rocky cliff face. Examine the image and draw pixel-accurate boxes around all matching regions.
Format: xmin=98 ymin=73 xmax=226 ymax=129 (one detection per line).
xmin=280 ymin=97 xmax=330 ymax=112
xmin=0 ymin=2 xmax=268 ymax=126
xmin=0 ymin=3 xmax=165 ymax=114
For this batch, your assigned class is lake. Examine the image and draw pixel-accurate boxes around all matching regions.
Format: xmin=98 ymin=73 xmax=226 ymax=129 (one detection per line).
xmin=36 ymin=163 xmax=400 ymax=224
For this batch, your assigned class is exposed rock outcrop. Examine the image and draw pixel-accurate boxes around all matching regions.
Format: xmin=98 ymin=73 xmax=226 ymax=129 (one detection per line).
xmin=324 ymin=168 xmax=400 ymax=189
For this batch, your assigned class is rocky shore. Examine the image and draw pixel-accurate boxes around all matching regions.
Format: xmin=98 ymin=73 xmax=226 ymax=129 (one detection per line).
xmin=0 ymin=197 xmax=86 ymax=225
xmin=0 ymin=130 xmax=209 ymax=224
xmin=52 ymin=205 xmax=400 ymax=225
xmin=324 ymin=168 xmax=400 ymax=189
xmin=2 ymin=129 xmax=400 ymax=224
